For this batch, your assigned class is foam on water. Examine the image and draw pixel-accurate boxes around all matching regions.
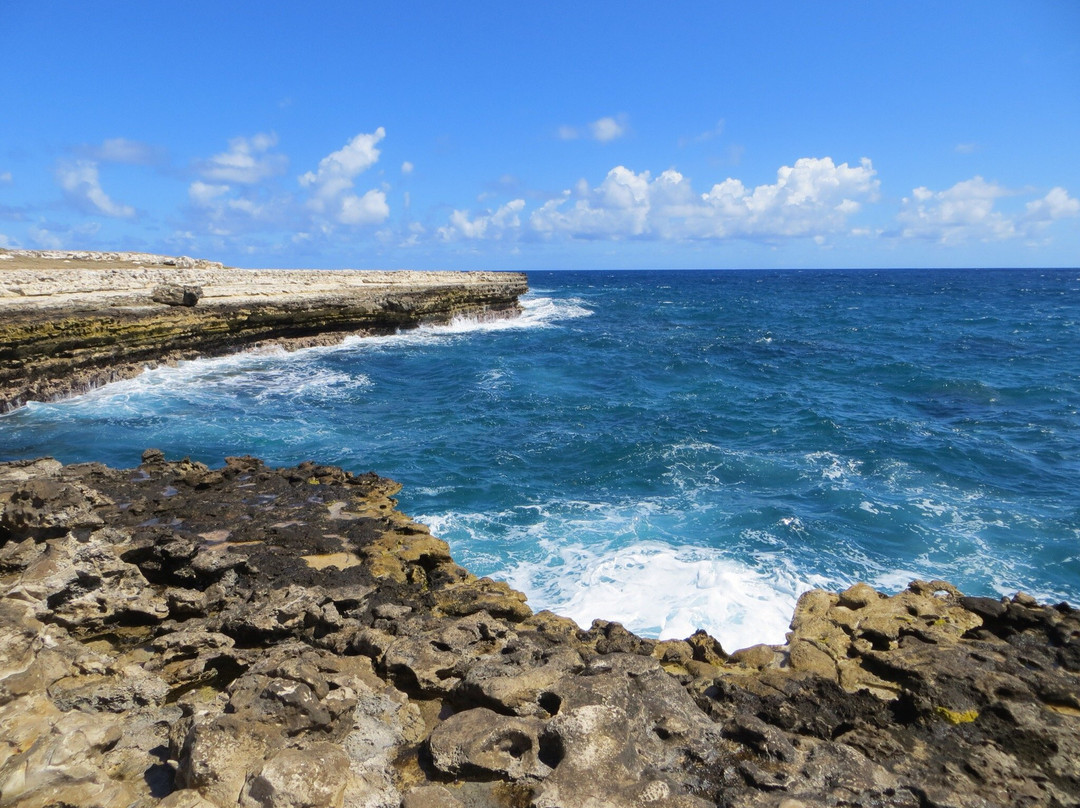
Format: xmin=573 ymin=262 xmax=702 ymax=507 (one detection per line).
xmin=419 ymin=505 xmax=818 ymax=649
xmin=10 ymin=291 xmax=589 ymax=416
xmin=503 ymin=540 xmax=821 ymax=650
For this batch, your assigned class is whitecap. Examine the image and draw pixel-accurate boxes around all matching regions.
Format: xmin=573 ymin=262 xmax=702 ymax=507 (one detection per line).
xmin=498 ymin=538 xmax=819 ymax=651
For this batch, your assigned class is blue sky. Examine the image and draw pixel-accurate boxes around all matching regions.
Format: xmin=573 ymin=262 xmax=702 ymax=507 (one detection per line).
xmin=1 ymin=2 xmax=1078 ymax=269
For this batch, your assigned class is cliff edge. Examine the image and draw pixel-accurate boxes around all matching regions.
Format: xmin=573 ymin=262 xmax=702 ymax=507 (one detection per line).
xmin=1 ymin=454 xmax=1077 ymax=807
xmin=0 ymin=249 xmax=528 ymax=412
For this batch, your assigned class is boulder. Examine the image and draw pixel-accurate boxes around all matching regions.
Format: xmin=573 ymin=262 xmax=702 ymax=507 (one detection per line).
xmin=151 ymin=283 xmax=203 ymax=307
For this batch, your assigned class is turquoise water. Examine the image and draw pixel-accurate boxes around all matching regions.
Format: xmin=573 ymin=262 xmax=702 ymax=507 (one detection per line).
xmin=2 ymin=269 xmax=1078 ymax=650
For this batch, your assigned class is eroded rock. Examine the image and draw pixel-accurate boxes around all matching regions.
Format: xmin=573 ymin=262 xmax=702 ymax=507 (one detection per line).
xmin=0 ymin=455 xmax=1077 ymax=807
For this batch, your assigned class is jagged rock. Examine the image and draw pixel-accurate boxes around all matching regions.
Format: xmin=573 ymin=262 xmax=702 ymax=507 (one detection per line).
xmin=11 ymin=527 xmax=170 ymax=630
xmin=0 ymin=476 xmax=105 ymax=539
xmin=401 ymin=784 xmax=464 ymax=808
xmin=428 ymin=707 xmax=552 ymax=780
xmin=240 ymin=744 xmax=350 ymax=808
xmin=0 ymin=455 xmax=1077 ymax=807
xmin=533 ymin=654 xmax=726 ymax=807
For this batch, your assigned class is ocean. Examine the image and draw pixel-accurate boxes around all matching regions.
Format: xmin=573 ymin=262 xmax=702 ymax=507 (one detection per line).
xmin=2 ymin=269 xmax=1077 ymax=652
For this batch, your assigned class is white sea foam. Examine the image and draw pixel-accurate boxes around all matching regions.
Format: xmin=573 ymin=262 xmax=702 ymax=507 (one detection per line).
xmin=499 ymin=539 xmax=820 ymax=651
xmin=419 ymin=503 xmax=821 ymax=651
xmin=48 ymin=350 xmax=373 ymax=415
xmin=36 ymin=291 xmax=590 ymax=411
xmin=804 ymin=450 xmax=863 ymax=484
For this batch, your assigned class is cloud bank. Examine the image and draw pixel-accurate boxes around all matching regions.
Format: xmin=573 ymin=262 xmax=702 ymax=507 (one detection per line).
xmin=898 ymin=177 xmax=1079 ymax=244
xmin=530 ymin=157 xmax=880 ymax=241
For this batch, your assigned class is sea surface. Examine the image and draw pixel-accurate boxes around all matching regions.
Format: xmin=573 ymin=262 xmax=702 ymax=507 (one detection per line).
xmin=2 ymin=269 xmax=1078 ymax=651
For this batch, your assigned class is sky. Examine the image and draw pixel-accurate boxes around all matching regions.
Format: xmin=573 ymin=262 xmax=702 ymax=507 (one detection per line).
xmin=1 ymin=2 xmax=1078 ymax=270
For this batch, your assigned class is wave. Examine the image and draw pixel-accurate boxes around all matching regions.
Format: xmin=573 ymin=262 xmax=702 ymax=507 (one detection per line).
xmin=417 ymin=506 xmax=825 ymax=651
xmin=500 ymin=538 xmax=823 ymax=651
xmin=24 ymin=291 xmax=592 ymax=413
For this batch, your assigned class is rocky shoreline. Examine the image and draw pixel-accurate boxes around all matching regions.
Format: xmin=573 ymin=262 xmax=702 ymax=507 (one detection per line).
xmin=0 ymin=250 xmax=528 ymax=412
xmin=1 ymin=453 xmax=1077 ymax=807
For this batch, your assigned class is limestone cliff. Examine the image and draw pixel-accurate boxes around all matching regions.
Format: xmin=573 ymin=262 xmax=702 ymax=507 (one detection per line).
xmin=1 ymin=455 xmax=1077 ymax=807
xmin=0 ymin=250 xmax=528 ymax=412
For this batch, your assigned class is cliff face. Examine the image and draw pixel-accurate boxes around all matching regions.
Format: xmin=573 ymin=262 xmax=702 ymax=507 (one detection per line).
xmin=1 ymin=455 xmax=1077 ymax=808
xmin=0 ymin=250 xmax=528 ymax=412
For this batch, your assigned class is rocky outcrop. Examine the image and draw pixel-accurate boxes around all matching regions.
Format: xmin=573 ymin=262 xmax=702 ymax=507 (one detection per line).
xmin=1 ymin=454 xmax=1077 ymax=807
xmin=0 ymin=249 xmax=529 ymax=412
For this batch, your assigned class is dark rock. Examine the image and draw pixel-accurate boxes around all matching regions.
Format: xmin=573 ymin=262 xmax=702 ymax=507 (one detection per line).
xmin=152 ymin=283 xmax=203 ymax=307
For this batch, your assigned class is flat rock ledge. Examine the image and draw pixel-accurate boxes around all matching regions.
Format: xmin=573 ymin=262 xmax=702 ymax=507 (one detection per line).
xmin=0 ymin=249 xmax=528 ymax=412
xmin=1 ymin=455 xmax=1078 ymax=807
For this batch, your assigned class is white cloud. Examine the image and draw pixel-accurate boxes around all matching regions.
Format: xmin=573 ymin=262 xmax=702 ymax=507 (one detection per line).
xmin=338 ymin=189 xmax=390 ymax=225
xmin=531 ymin=156 xmax=879 ymax=241
xmin=188 ymin=181 xmax=230 ymax=207
xmin=56 ymin=159 xmax=136 ymax=218
xmin=439 ymin=199 xmax=525 ymax=240
xmin=897 ymin=177 xmax=1078 ymax=243
xmin=300 ymin=128 xmax=389 ymax=226
xmin=300 ymin=128 xmax=384 ymax=194
xmin=558 ymin=115 xmax=628 ymax=143
xmin=199 ymin=133 xmax=287 ymax=184
xmin=954 ymin=142 xmax=979 ymax=154
xmin=92 ymin=137 xmax=159 ymax=165
xmin=28 ymin=226 xmax=65 ymax=249
xmin=589 ymin=116 xmax=626 ymax=142
xmin=401 ymin=161 xmax=414 ymax=175
xmin=1024 ymin=186 xmax=1080 ymax=223
xmin=0 ymin=171 xmax=11 ymax=185
xmin=0 ymin=233 xmax=12 ymax=247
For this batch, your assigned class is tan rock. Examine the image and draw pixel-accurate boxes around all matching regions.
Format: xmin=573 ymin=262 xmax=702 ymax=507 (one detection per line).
xmin=240 ymin=744 xmax=350 ymax=808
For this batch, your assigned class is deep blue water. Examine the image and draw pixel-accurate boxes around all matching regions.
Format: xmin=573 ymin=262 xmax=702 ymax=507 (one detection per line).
xmin=2 ymin=269 xmax=1078 ymax=650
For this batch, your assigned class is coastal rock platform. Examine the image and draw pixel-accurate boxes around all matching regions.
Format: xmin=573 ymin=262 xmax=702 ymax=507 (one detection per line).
xmin=1 ymin=454 xmax=1077 ymax=807
xmin=0 ymin=250 xmax=529 ymax=412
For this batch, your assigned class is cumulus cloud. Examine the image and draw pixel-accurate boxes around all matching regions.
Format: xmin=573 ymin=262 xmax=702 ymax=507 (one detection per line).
xmin=558 ymin=115 xmax=628 ymax=143
xmin=531 ymin=157 xmax=879 ymax=241
xmin=897 ymin=177 xmax=1078 ymax=243
xmin=0 ymin=171 xmax=11 ymax=185
xmin=401 ymin=161 xmax=414 ymax=175
xmin=300 ymin=128 xmax=389 ymax=226
xmin=199 ymin=133 xmax=287 ymax=184
xmin=1024 ymin=186 xmax=1080 ymax=224
xmin=338 ymin=189 xmax=390 ymax=225
xmin=56 ymin=159 xmax=136 ymax=218
xmin=438 ymin=199 xmax=525 ymax=240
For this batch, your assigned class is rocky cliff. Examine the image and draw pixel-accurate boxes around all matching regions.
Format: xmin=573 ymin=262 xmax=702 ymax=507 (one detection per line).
xmin=0 ymin=250 xmax=529 ymax=412
xmin=1 ymin=454 xmax=1077 ymax=808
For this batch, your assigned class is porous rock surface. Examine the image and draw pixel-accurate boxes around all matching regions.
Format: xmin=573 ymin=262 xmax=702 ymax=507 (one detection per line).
xmin=0 ymin=454 xmax=1077 ymax=807
xmin=0 ymin=249 xmax=528 ymax=412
